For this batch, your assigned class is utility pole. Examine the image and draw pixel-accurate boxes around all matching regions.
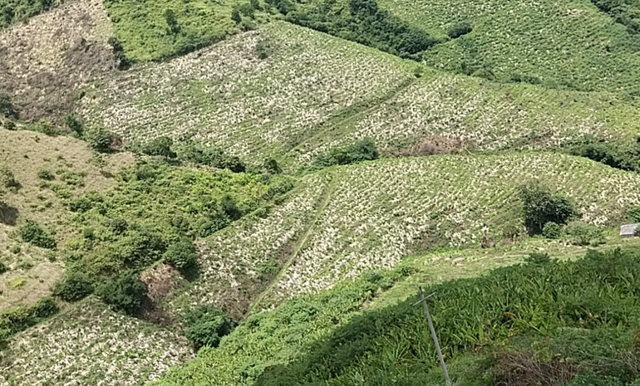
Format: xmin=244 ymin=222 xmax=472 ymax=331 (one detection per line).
xmin=418 ymin=287 xmax=452 ymax=386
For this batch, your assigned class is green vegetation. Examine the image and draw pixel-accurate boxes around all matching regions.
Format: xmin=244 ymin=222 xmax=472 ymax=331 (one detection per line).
xmin=163 ymin=239 xmax=198 ymax=272
xmin=103 ymin=0 xmax=239 ymax=61
xmin=0 ymin=297 xmax=58 ymax=341
xmin=287 ymin=0 xmax=437 ymax=59
xmin=95 ymin=270 xmax=148 ymax=315
xmin=158 ymin=248 xmax=640 ymax=386
xmin=0 ymin=0 xmax=55 ymax=28
xmin=519 ymin=181 xmax=576 ymax=235
xmin=183 ymin=304 xmax=236 ymax=349
xmin=18 ymin=220 xmax=56 ymax=249
xmin=52 ymin=271 xmax=95 ymax=302
xmin=312 ymin=138 xmax=379 ymax=168
xmin=0 ymin=93 xmax=18 ymax=119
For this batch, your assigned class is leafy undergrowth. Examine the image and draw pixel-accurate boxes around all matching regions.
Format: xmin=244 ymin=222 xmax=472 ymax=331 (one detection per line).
xmin=375 ymin=0 xmax=640 ymax=93
xmin=0 ymin=297 xmax=193 ymax=386
xmin=263 ymin=153 xmax=640 ymax=304
xmin=0 ymin=0 xmax=59 ymax=28
xmin=156 ymin=246 xmax=640 ymax=386
xmin=0 ymin=128 xmax=134 ymax=310
xmin=61 ymin=158 xmax=295 ymax=289
xmin=104 ymin=0 xmax=243 ymax=61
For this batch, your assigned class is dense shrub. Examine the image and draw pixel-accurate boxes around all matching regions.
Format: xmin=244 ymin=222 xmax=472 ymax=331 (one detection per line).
xmin=286 ymin=0 xmax=437 ymax=59
xmin=313 ymin=138 xmax=379 ymax=168
xmin=542 ymin=221 xmax=562 ymax=239
xmin=0 ymin=297 xmax=58 ymax=340
xmin=37 ymin=168 xmax=55 ymax=181
xmin=179 ymin=143 xmax=246 ymax=172
xmin=87 ymin=128 xmax=118 ymax=153
xmin=568 ymin=138 xmax=640 ymax=172
xmin=4 ymin=120 xmax=16 ymax=131
xmin=0 ymin=261 xmax=7 ymax=274
xmin=108 ymin=37 xmax=131 ymax=70
xmin=0 ymin=93 xmax=18 ymax=119
xmin=109 ymin=218 xmax=128 ymax=235
xmin=447 ymin=22 xmax=472 ymax=38
xmin=112 ymin=225 xmax=167 ymax=268
xmin=142 ymin=136 xmax=177 ymax=159
xmin=52 ymin=272 xmax=95 ymax=302
xmin=95 ymin=270 xmax=148 ymax=315
xmin=19 ymin=220 xmax=56 ymax=249
xmin=0 ymin=0 xmax=55 ymax=28
xmin=564 ymin=222 xmax=605 ymax=246
xmin=183 ymin=304 xmax=236 ymax=349
xmin=163 ymin=240 xmax=198 ymax=271
xmin=627 ymin=206 xmax=640 ymax=222
xmin=64 ymin=114 xmax=85 ymax=138
xmin=519 ymin=181 xmax=575 ymax=235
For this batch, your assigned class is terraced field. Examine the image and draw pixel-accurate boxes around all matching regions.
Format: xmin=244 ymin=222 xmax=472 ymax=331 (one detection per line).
xmin=0 ymin=0 xmax=116 ymax=120
xmin=378 ymin=0 xmax=640 ymax=93
xmin=0 ymin=297 xmax=193 ymax=386
xmin=171 ymin=153 xmax=640 ymax=313
xmin=77 ymin=21 xmax=415 ymax=161
xmin=298 ymin=72 xmax=640 ymax=162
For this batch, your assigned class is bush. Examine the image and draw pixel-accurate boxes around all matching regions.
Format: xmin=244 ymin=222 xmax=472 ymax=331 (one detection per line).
xmin=0 ymin=93 xmax=18 ymax=119
xmin=4 ymin=120 xmax=16 ymax=131
xmin=88 ymin=128 xmax=118 ymax=153
xmin=565 ymin=222 xmax=605 ymax=246
xmin=142 ymin=136 xmax=177 ymax=159
xmin=313 ymin=138 xmax=379 ymax=168
xmin=0 ymin=261 xmax=7 ymax=274
xmin=19 ymin=220 xmax=56 ymax=249
xmin=519 ymin=181 xmax=575 ymax=235
xmin=37 ymin=168 xmax=55 ymax=181
xmin=183 ymin=304 xmax=236 ymax=349
xmin=64 ymin=114 xmax=85 ymax=138
xmin=53 ymin=272 xmax=95 ymax=302
xmin=109 ymin=218 xmax=128 ymax=235
xmin=108 ymin=37 xmax=131 ymax=70
xmin=626 ymin=206 xmax=640 ymax=223
xmin=30 ymin=297 xmax=59 ymax=318
xmin=1 ymin=167 xmax=20 ymax=191
xmin=0 ymin=297 xmax=58 ymax=339
xmin=95 ymin=270 xmax=148 ymax=315
xmin=163 ymin=240 xmax=198 ymax=271
xmin=542 ymin=222 xmax=562 ymax=239
xmin=447 ymin=22 xmax=472 ymax=38
xmin=179 ymin=143 xmax=246 ymax=173
xmin=264 ymin=158 xmax=282 ymax=174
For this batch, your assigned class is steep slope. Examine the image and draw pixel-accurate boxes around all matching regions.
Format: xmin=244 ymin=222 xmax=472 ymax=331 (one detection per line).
xmin=0 ymin=128 xmax=134 ymax=310
xmin=167 ymin=153 xmax=640 ymax=318
xmin=0 ymin=0 xmax=116 ymax=121
xmin=0 ymin=297 xmax=193 ymax=386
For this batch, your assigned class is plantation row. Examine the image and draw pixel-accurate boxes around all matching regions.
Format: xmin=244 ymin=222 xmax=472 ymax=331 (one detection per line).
xmin=77 ymin=22 xmax=414 ymax=163
xmin=263 ymin=153 xmax=640 ymax=302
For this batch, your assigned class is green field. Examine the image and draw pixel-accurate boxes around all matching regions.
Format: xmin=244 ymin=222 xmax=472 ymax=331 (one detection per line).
xmin=377 ymin=0 xmax=640 ymax=93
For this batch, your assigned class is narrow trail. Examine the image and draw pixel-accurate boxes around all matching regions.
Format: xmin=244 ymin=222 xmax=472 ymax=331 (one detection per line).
xmin=283 ymin=75 xmax=417 ymax=159
xmin=249 ymin=173 xmax=341 ymax=312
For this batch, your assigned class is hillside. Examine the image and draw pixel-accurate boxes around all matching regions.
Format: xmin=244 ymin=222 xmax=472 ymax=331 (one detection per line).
xmin=3 ymin=0 xmax=640 ymax=384
xmin=167 ymin=152 xmax=640 ymax=319
xmin=0 ymin=129 xmax=134 ymax=310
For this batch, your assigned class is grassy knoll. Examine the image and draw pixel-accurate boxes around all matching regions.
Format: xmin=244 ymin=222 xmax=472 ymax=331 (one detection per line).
xmin=0 ymin=128 xmax=134 ymax=310
xmin=156 ymin=245 xmax=640 ymax=386
xmin=0 ymin=297 xmax=193 ymax=385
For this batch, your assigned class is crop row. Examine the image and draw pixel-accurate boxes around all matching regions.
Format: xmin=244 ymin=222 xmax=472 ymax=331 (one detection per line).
xmin=77 ymin=21 xmax=413 ymax=162
xmin=0 ymin=297 xmax=192 ymax=386
xmin=270 ymin=153 xmax=640 ymax=300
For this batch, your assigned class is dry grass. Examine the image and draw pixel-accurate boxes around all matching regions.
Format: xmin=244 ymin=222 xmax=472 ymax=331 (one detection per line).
xmin=0 ymin=129 xmax=134 ymax=310
xmin=0 ymin=0 xmax=116 ymax=121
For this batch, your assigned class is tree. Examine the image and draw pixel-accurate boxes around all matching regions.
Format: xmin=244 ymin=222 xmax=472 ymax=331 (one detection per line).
xmin=0 ymin=93 xmax=18 ymax=120
xmin=264 ymin=158 xmax=282 ymax=174
xmin=163 ymin=240 xmax=198 ymax=272
xmin=164 ymin=9 xmax=180 ymax=34
xmin=142 ymin=136 xmax=177 ymax=159
xmin=108 ymin=37 xmax=131 ymax=70
xmin=95 ymin=270 xmax=148 ymax=315
xmin=88 ymin=128 xmax=117 ymax=153
xmin=231 ymin=7 xmax=242 ymax=24
xmin=519 ymin=181 xmax=575 ymax=235
xmin=52 ymin=272 xmax=95 ymax=302
xmin=183 ymin=304 xmax=236 ymax=349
